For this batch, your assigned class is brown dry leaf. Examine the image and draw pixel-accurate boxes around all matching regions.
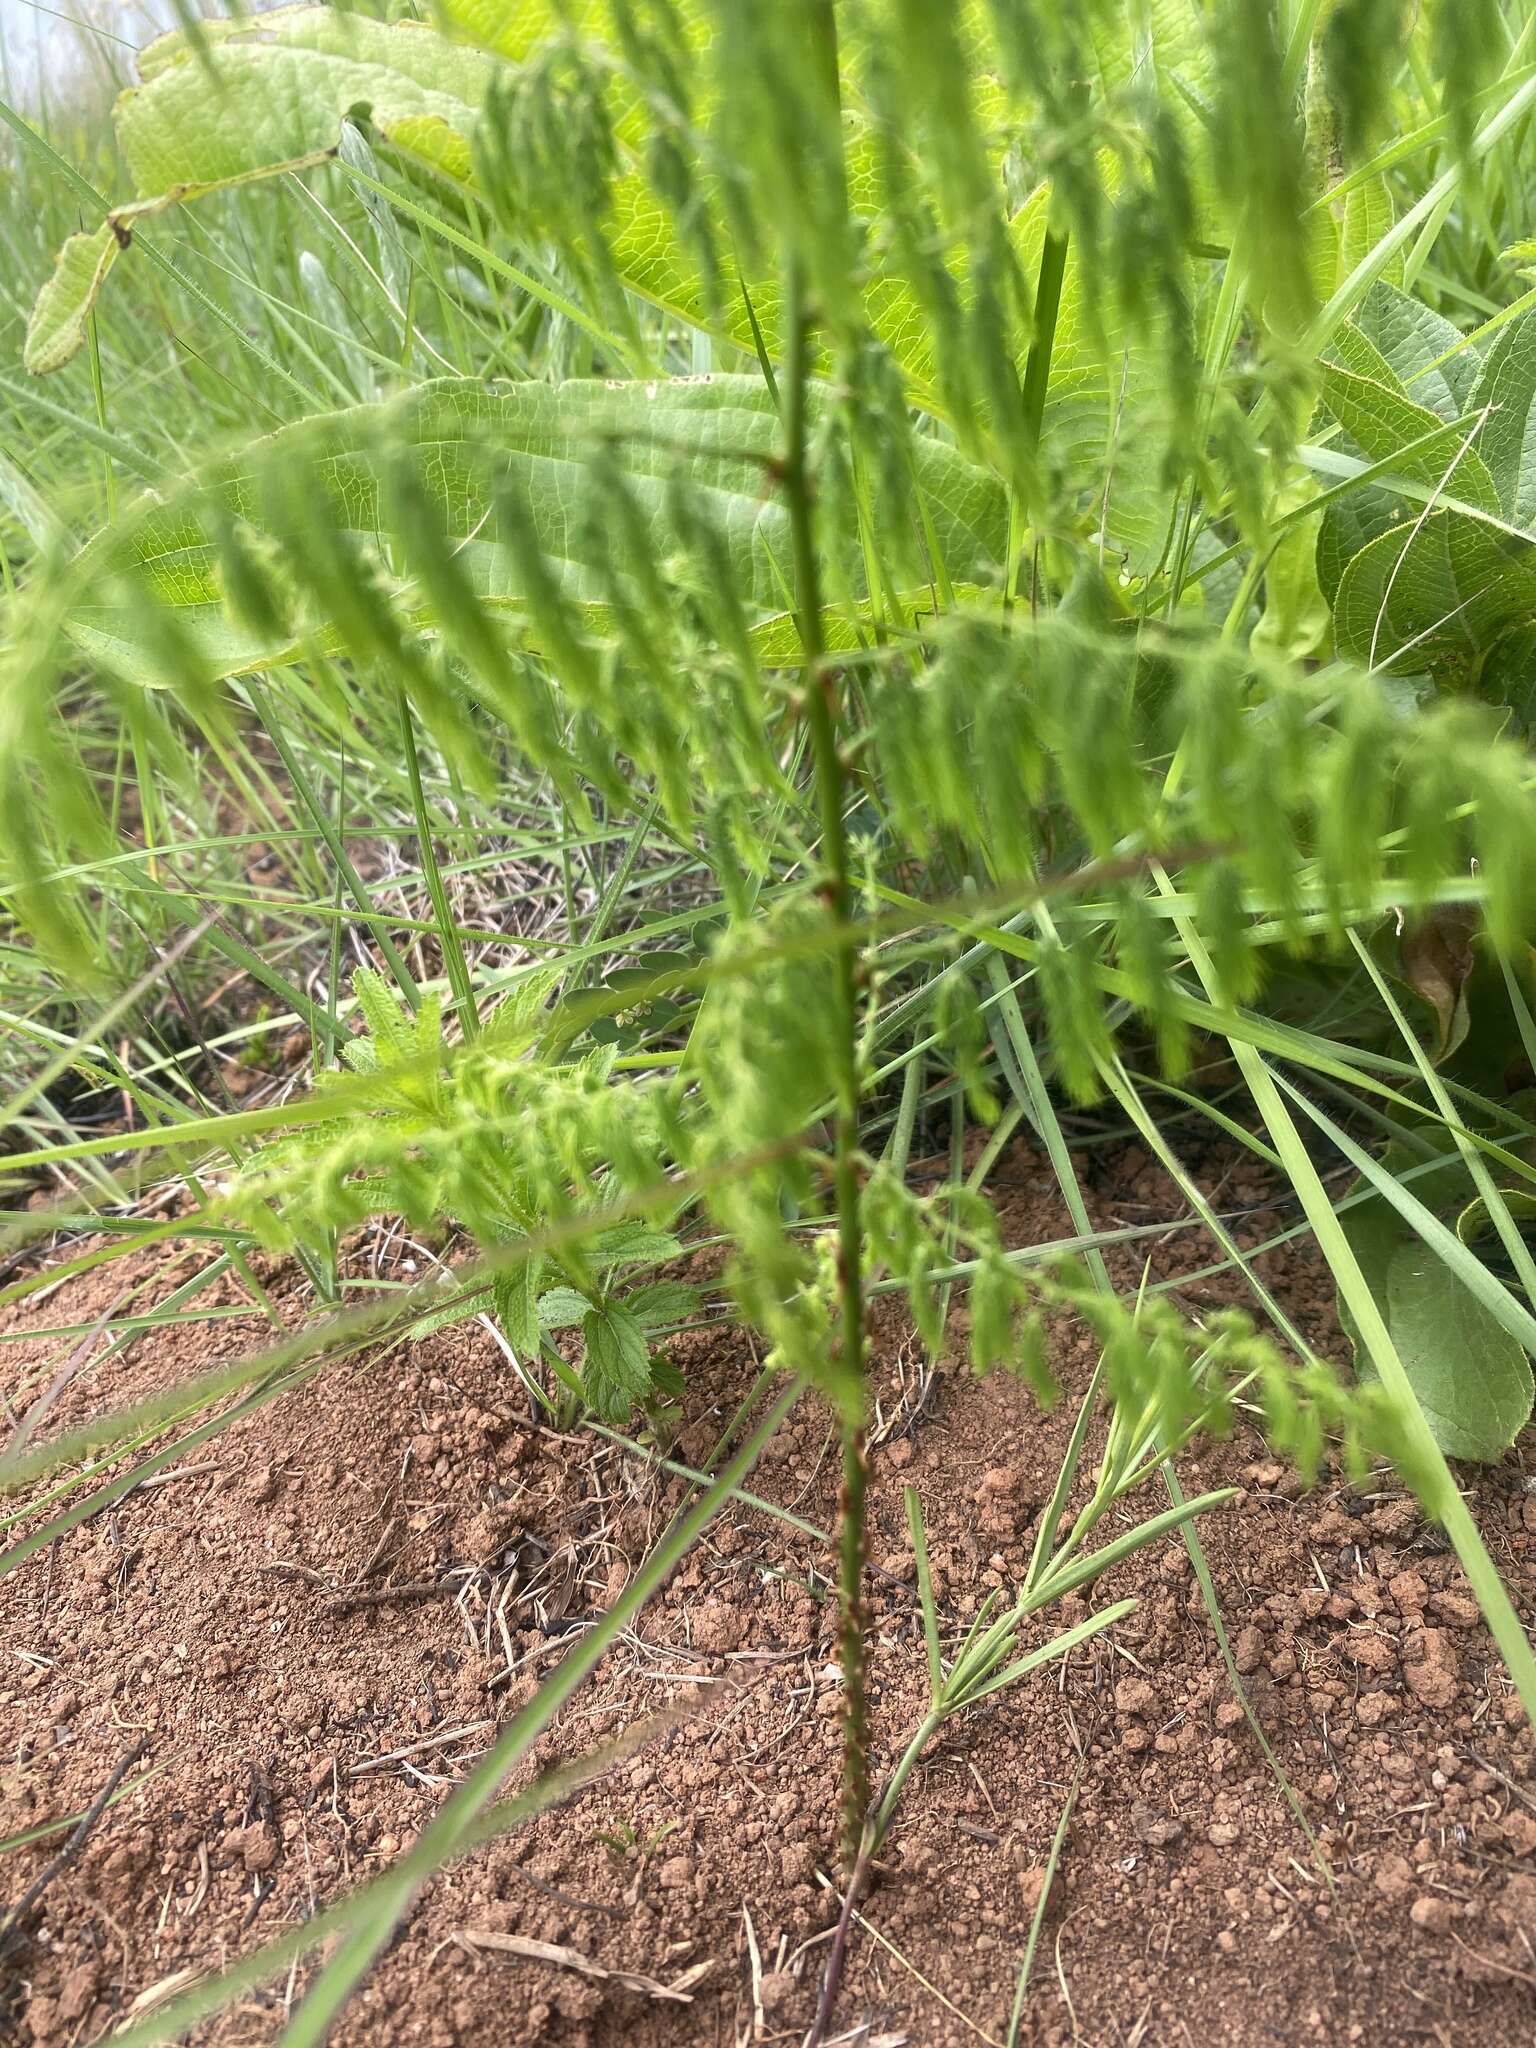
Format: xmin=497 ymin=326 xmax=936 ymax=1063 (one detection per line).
xmin=114 ymin=1967 xmax=206 ymax=2030
xmin=450 ymin=1929 xmax=711 ymax=2002
xmin=1399 ymin=903 xmax=1478 ymax=1062
xmin=668 ymin=1960 xmax=717 ymax=1994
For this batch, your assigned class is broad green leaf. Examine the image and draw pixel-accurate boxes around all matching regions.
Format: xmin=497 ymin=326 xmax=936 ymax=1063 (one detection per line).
xmin=494 ymin=1260 xmax=544 ymax=1355
xmin=1086 ymin=0 xmax=1206 ymax=93
xmin=1319 ymin=329 xmax=1500 ymax=515
xmin=1330 ymin=509 xmax=1536 ymax=676
xmin=625 ymin=1279 xmax=700 ymax=1329
xmin=438 ymin=0 xmax=672 ymax=69
xmin=1337 ymin=178 xmax=1400 ymax=294
xmin=1354 ymin=280 xmax=1480 ymax=423
xmin=1315 ymin=489 xmax=1405 ymax=611
xmin=19 ymin=0 xmax=1168 ymax=573
xmin=1311 ymin=309 xmax=1499 ymax=616
xmin=581 ymin=1301 xmax=653 ymax=1421
xmin=23 ymin=8 xmax=494 ymax=372
xmin=1009 ymin=178 xmax=1172 ymax=575
xmin=590 ymin=1222 xmax=684 ymax=1268
xmin=1458 ymin=1188 xmax=1536 ymax=1249
xmin=65 ymin=374 xmax=1007 ymax=682
xmin=1311 ymin=348 xmax=1503 ymax=629
xmin=24 ymin=1 xmax=930 ymax=387
xmin=1469 ymin=308 xmax=1536 ymax=526
xmin=536 ymin=1285 xmax=592 ymax=1329
xmin=123 ymin=7 xmax=492 ymax=180
xmin=1339 ymin=1149 xmax=1534 ymax=1462
xmin=1307 ymin=169 xmax=1402 ymax=307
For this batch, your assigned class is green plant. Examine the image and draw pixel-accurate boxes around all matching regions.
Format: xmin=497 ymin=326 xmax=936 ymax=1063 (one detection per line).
xmin=237 ymin=964 xmax=701 ymax=1419
xmin=594 ymin=1814 xmax=680 ymax=1859
xmin=5 ymin=3 xmax=1536 ymax=2040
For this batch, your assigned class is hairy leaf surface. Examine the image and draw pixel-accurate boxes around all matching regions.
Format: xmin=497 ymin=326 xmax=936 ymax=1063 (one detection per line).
xmin=1320 ymin=328 xmax=1500 ymax=513
xmin=1311 ymin=292 xmax=1536 ymax=679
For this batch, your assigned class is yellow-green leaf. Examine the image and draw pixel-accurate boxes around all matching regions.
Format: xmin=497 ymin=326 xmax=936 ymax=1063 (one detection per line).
xmin=23 ymin=225 xmax=122 ymax=376
xmin=64 ymin=374 xmax=1007 ymax=684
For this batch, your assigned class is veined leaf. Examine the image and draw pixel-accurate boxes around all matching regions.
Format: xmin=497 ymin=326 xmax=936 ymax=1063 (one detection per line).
xmin=1087 ymin=0 xmax=1207 ymax=98
xmin=625 ymin=1279 xmax=700 ymax=1329
xmin=20 ymin=0 xmax=1171 ymax=572
xmin=1315 ymin=487 xmax=1407 ymax=611
xmin=1354 ymin=279 xmax=1480 ymax=423
xmin=1320 ymin=327 xmax=1500 ymax=514
xmin=24 ymin=2 xmax=918 ymax=384
xmin=1330 ymin=508 xmax=1536 ymax=676
xmin=64 ymin=374 xmax=1007 ymax=683
xmin=1335 ymin=178 xmax=1399 ymax=297
xmin=582 ymin=1301 xmax=653 ymax=1421
xmin=536 ymin=1286 xmax=592 ymax=1330
xmin=25 ymin=223 xmax=124 ymax=378
xmin=1469 ymin=308 xmax=1536 ymax=527
xmin=1311 ymin=365 xmax=1503 ymax=624
xmin=590 ymin=1222 xmax=684 ymax=1269
xmin=1311 ymin=290 xmax=1496 ymax=618
xmin=494 ymin=1261 xmax=543 ymax=1357
xmin=24 ymin=8 xmax=495 ymax=374
xmin=1310 ymin=312 xmax=1536 ymax=666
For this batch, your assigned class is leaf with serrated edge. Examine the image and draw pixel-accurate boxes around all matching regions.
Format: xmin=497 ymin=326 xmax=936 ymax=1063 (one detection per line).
xmin=625 ymin=1281 xmax=700 ymax=1330
xmin=1320 ymin=325 xmax=1500 ymax=512
xmin=536 ymin=1287 xmax=592 ymax=1330
xmin=582 ymin=1303 xmax=653 ymax=1422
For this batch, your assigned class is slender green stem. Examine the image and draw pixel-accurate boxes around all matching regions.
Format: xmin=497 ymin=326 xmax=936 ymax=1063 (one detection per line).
xmin=397 ymin=683 xmax=479 ymax=1037
xmin=872 ymin=1706 xmax=946 ymax=1840
xmin=783 ymin=260 xmax=869 ymax=1865
xmin=247 ymin=682 xmax=421 ymax=1008
xmin=1006 ymin=1772 xmax=1080 ymax=2047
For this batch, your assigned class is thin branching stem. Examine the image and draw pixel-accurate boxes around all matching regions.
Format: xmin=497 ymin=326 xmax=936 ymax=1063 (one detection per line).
xmin=782 ymin=259 xmax=870 ymax=1868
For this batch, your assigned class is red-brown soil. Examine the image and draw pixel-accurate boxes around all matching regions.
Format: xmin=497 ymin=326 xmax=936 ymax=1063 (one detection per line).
xmin=3 ymin=1138 xmax=1536 ymax=2045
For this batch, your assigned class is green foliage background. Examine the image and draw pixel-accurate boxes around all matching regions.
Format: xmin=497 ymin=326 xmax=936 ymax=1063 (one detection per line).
xmin=5 ymin=1 xmax=1536 ymax=2033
